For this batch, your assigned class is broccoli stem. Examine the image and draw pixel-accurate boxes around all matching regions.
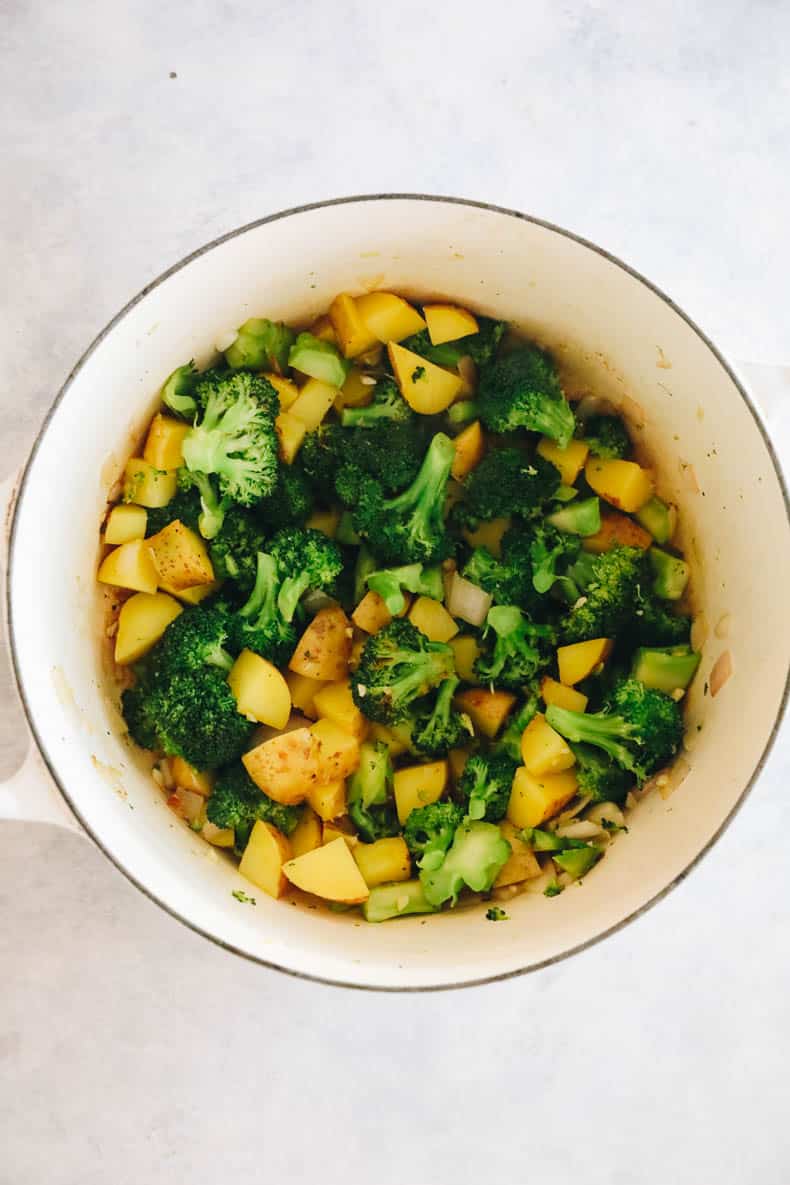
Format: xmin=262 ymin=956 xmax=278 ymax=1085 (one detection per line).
xmin=277 ymin=572 xmax=311 ymax=622
xmin=384 ymin=432 xmax=455 ymax=548
xmin=544 ymin=704 xmax=641 ymax=777
xmin=190 ymin=472 xmax=230 ymax=540
xmin=240 ymin=553 xmax=279 ymax=628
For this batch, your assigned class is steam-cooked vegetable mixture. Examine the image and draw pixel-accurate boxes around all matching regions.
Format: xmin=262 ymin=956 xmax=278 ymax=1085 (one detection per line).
xmin=98 ymin=292 xmax=698 ymax=921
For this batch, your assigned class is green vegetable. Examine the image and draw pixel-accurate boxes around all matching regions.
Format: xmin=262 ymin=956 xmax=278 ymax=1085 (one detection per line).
xmin=302 ymin=419 xmax=424 ymax=494
xmin=420 ymin=821 xmax=510 ymax=907
xmin=495 ymin=691 xmax=540 ymax=762
xmin=257 ymin=464 xmax=314 ymax=532
xmin=526 ymin=522 xmax=583 ymax=594
xmin=581 ymin=414 xmax=631 ymax=459
xmin=351 ymin=619 xmax=456 ymax=725
xmin=553 ymin=844 xmax=602 ymax=879
xmin=478 ymin=344 xmax=575 ymax=446
xmin=340 ymin=378 xmax=413 ymax=428
xmin=154 ymin=604 xmax=234 ymax=676
xmin=568 ymin=743 xmax=633 ymax=804
xmin=366 ymin=563 xmax=444 ymax=615
xmin=402 ymin=317 xmax=507 ymax=368
xmin=632 ymin=645 xmax=700 ymax=694
xmin=546 ymin=496 xmax=602 ymax=538
xmin=363 ymin=879 xmax=438 ymax=923
xmin=635 ymin=496 xmax=675 ymax=545
xmin=335 ymin=511 xmax=361 ymax=545
xmin=447 ymin=400 xmax=480 ymax=427
xmin=161 ymin=361 xmax=198 ymax=420
xmin=145 ymin=487 xmax=201 ymax=537
xmin=228 ymin=552 xmax=297 ymax=666
xmin=457 ymin=752 xmax=517 ymax=822
xmin=403 ymin=801 xmax=464 ymax=869
xmin=231 ymin=889 xmax=257 ymax=904
xmin=456 ymin=448 xmax=560 ymax=525
xmin=268 ymin=527 xmax=344 ymax=622
xmin=410 ymin=677 xmax=471 ymax=758
xmin=649 ymin=547 xmax=690 ymax=600
xmin=544 ymin=880 xmax=563 ymax=897
xmin=208 ymin=762 xmax=301 ymax=854
xmin=207 ymin=505 xmax=266 ymax=592
xmin=486 ymin=906 xmax=509 ymax=921
xmin=287 ymin=331 xmax=351 ymax=387
xmin=561 ymin=546 xmax=647 ymax=642
xmin=225 ymin=318 xmax=295 ymax=373
xmin=475 ymin=606 xmax=554 ymax=689
xmin=347 ymin=741 xmax=400 ymax=842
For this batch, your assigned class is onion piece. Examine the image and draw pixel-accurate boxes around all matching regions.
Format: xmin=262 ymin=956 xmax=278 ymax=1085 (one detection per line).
xmin=445 ymin=571 xmax=492 ymax=627
xmin=586 ymin=802 xmax=626 ymax=831
xmin=554 ymin=820 xmax=602 ymax=841
xmin=710 ymin=650 xmax=733 ymax=697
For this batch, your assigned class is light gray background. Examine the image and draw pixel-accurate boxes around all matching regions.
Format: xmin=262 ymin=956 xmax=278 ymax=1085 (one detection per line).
xmin=2 ymin=3 xmax=789 ymax=1183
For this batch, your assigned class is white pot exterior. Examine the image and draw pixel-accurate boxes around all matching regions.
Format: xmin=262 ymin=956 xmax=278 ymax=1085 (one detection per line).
xmin=7 ymin=196 xmax=789 ymax=989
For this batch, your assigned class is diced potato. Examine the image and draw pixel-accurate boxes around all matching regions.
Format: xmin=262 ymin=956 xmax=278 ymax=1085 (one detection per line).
xmin=507 ymin=767 xmax=579 ymax=829
xmin=322 ymin=820 xmax=357 ymax=848
xmin=290 ymin=805 xmax=323 ymax=857
xmin=352 ymin=590 xmax=392 ymax=634
xmin=264 ymin=372 xmax=300 ymax=410
xmin=356 ymin=292 xmax=426 ymax=343
xmin=328 ymin=293 xmax=379 ymax=358
xmin=455 ymin=688 xmax=516 ymax=739
xmin=393 ymin=760 xmax=448 ymax=825
xmin=369 ymin=722 xmax=412 ymax=758
xmin=356 ymin=343 xmax=384 ymax=368
xmin=286 ymin=671 xmax=327 ymax=720
xmin=238 ymin=820 xmax=292 ymax=899
xmin=307 ymin=778 xmax=347 ymax=822
xmin=202 ymin=821 xmax=235 ymax=848
xmin=583 ymin=511 xmax=652 ymax=554
xmin=338 ymin=367 xmax=374 ymax=409
xmin=448 ymin=747 xmax=471 ymax=784
xmin=451 ymin=421 xmax=485 ymax=480
xmin=228 ymin=650 xmax=292 ymax=729
xmin=353 ymin=837 xmax=411 ymax=888
xmin=305 ymin=508 xmax=340 ymax=538
xmin=557 ymin=637 xmax=613 ymax=686
xmin=143 ymin=413 xmax=190 ymax=470
xmin=171 ymin=756 xmax=213 ymax=797
xmin=311 ymin=717 xmax=360 ymax=783
xmin=309 ymin=315 xmax=338 ymax=344
xmin=98 ymin=539 xmax=159 ymax=594
xmin=388 ymin=342 xmax=464 ymax=414
xmin=147 ymin=520 xmax=214 ymax=591
xmin=536 ymin=437 xmax=589 ymax=485
xmin=283 ymin=837 xmax=369 ymax=903
xmin=104 ymin=504 xmax=147 ymax=545
xmin=123 ymin=458 xmax=178 ymax=508
xmin=520 ymin=713 xmax=575 ymax=776
xmin=114 ymin=591 xmax=182 ymax=664
xmin=408 ymin=596 xmax=459 ymax=643
xmin=540 ymin=676 xmax=589 ymax=713
xmin=449 ymin=635 xmax=482 ymax=684
xmin=276 ymin=411 xmax=307 ymax=463
xmin=289 ymin=377 xmax=339 ymax=430
xmin=494 ymin=820 xmax=542 ymax=888
xmin=312 ymin=679 xmax=368 ymax=740
xmin=160 ymin=578 xmax=222 ymax=605
xmin=585 ymin=458 xmax=654 ymax=513
xmin=349 ymin=635 xmax=366 ymax=672
xmin=423 ymin=303 xmax=479 ymax=346
xmin=289 ymin=607 xmax=353 ymax=682
xmin=243 ymin=728 xmax=320 ymax=805
xmin=462 ymin=517 xmax=511 ymax=558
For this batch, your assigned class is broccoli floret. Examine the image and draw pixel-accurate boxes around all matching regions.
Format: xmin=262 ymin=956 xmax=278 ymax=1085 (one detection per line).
xmin=561 ymin=546 xmax=647 ymax=642
xmin=546 ymin=677 xmax=684 ymax=784
xmin=225 ymin=318 xmax=295 ymax=373
xmin=526 ymin=521 xmax=582 ymax=594
xmin=420 ymin=820 xmax=510 ymax=907
xmin=495 ymin=690 xmax=541 ymax=762
xmin=145 ymin=487 xmax=202 ymax=537
xmin=268 ymin=527 xmax=344 ymax=622
xmin=229 ymin=551 xmax=297 ymax=665
xmin=207 ymin=505 xmax=267 ymax=592
xmin=120 ymin=681 xmax=161 ymax=750
xmin=582 ymin=414 xmax=631 ymax=459
xmin=342 ymin=432 xmax=456 ymax=566
xmin=478 ymin=344 xmax=575 ymax=446
xmin=351 ymin=619 xmax=456 ymax=724
xmin=402 ymin=317 xmax=507 ymax=369
xmin=180 ymin=371 xmax=280 ymax=539
xmin=128 ymin=667 xmax=252 ymax=769
xmin=347 ymin=741 xmax=399 ymax=842
xmin=410 ymin=677 xmax=471 ymax=758
xmin=462 ymin=546 xmax=534 ymax=609
xmin=155 ymin=605 xmax=235 ymax=676
xmin=257 ymin=464 xmax=314 ymax=531
xmin=366 ymin=563 xmax=444 ymax=615
xmin=629 ymin=595 xmax=692 ymax=648
xmin=403 ymin=802 xmax=464 ymax=870
xmin=475 ymin=606 xmax=554 ymax=689
xmin=569 ymin=742 xmax=633 ymax=804
xmin=341 ymin=378 xmax=414 ymax=427
xmin=161 ymin=361 xmax=199 ymax=420
xmin=302 ymin=420 xmax=424 ymax=495
xmin=458 ymin=448 xmax=560 ymax=524
xmin=207 ymin=762 xmax=301 ymax=853
xmin=457 ymin=752 xmax=517 ymax=822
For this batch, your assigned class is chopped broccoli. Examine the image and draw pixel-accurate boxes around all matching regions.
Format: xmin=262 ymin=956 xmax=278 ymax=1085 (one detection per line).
xmin=229 ymin=551 xmax=297 ymax=665
xmin=447 ymin=400 xmax=480 ymax=427
xmin=161 ymin=361 xmax=199 ymax=420
xmin=154 ymin=605 xmax=234 ymax=676
xmin=402 ymin=317 xmax=507 ymax=369
xmin=628 ymin=595 xmax=692 ymax=648
xmin=120 ymin=680 xmax=160 ymax=751
xmin=527 ymin=521 xmax=582 ymax=594
xmin=561 ymin=546 xmax=647 ymax=642
xmin=288 ymin=332 xmax=350 ymax=387
xmin=582 ymin=414 xmax=631 ymax=459
xmin=404 ymin=801 xmax=464 ymax=869
xmin=257 ymin=464 xmax=314 ymax=532
xmin=486 ymin=906 xmax=509 ymax=921
xmin=458 ymin=448 xmax=560 ymax=525
xmin=462 ymin=546 xmax=534 ymax=610
xmin=351 ymin=619 xmax=456 ymax=725
xmin=268 ymin=527 xmax=344 ymax=622
xmin=363 ymin=879 xmax=438 ymax=922
xmin=145 ymin=487 xmax=202 ymax=537
xmin=546 ymin=496 xmax=602 ymax=538
xmin=207 ymin=762 xmax=301 ymax=854
xmin=568 ymin=742 xmax=633 ymax=804
xmin=410 ymin=677 xmax=471 ymax=758
xmin=347 ymin=741 xmax=399 ymax=841
xmin=302 ymin=420 xmax=424 ymax=495
xmin=225 ymin=318 xmax=295 ymax=373
xmin=631 ymin=645 xmax=700 ymax=695
xmin=478 ymin=344 xmax=575 ymax=446
xmin=475 ymin=606 xmax=554 ymax=689
xmin=649 ymin=546 xmax=690 ymax=601
xmin=341 ymin=432 xmax=456 ymax=566
xmin=553 ymin=844 xmax=602 ymax=879
xmin=420 ymin=820 xmax=510 ymax=907
xmin=495 ymin=690 xmax=541 ymax=761
xmin=207 ymin=505 xmax=266 ymax=592
xmin=341 ymin=378 xmax=413 ymax=427
xmin=366 ymin=563 xmax=444 ymax=615
xmin=546 ymin=677 xmax=684 ymax=784
xmin=457 ymin=752 xmax=517 ymax=822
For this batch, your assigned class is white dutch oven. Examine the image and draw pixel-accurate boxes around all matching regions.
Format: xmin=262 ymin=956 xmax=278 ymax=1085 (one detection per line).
xmin=3 ymin=196 xmax=788 ymax=990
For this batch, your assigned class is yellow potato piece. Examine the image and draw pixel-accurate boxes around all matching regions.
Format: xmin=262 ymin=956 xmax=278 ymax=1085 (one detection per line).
xmin=423 ymin=303 xmax=479 ymax=346
xmin=520 ymin=713 xmax=576 ymax=776
xmin=104 ymin=504 xmax=147 ymax=545
xmin=507 ymin=767 xmax=579 ymax=829
xmin=537 ymin=437 xmax=589 ymax=485
xmin=147 ymin=520 xmax=214 ymax=591
xmin=582 ymin=511 xmax=652 ymax=554
xmin=353 ymin=837 xmax=411 ymax=888
xmin=585 ymin=458 xmax=654 ymax=513
xmin=283 ymin=836 xmax=369 ymax=903
xmin=289 ymin=607 xmax=353 ymax=682
xmin=449 ymin=635 xmax=482 ymax=684
xmin=243 ymin=727 xmax=320 ymax=805
xmin=540 ymin=676 xmax=589 ymax=713
xmin=408 ymin=596 xmax=459 ymax=643
xmin=264 ymin=372 xmax=300 ymax=410
xmin=494 ymin=820 xmax=542 ymax=888
xmin=557 ymin=637 xmax=613 ymax=686
xmin=305 ymin=508 xmax=340 ymax=538
xmin=462 ymin=517 xmax=511 ymax=557
xmin=307 ymin=779 xmax=348 ymax=822
xmin=276 ymin=411 xmax=307 ymax=463
xmin=285 ymin=671 xmax=327 ymax=720
xmin=455 ymin=688 xmax=516 ymax=739
xmin=322 ymin=821 xmax=358 ymax=848
xmin=143 ymin=413 xmax=190 ymax=470
xmin=388 ymin=342 xmax=464 ymax=414
xmin=451 ymin=421 xmax=485 ymax=480
xmin=338 ymin=367 xmax=375 ymax=409
xmin=289 ymin=377 xmax=339 ymax=430
xmin=356 ymin=292 xmax=426 ymax=343
xmin=312 ymin=679 xmax=368 ymax=740
xmin=202 ymin=822 xmax=235 ymax=848
xmin=228 ymin=650 xmax=292 ymax=729
xmin=290 ymin=806 xmax=323 ymax=857
xmin=328 ymin=293 xmax=379 ymax=358
xmin=160 ymin=578 xmax=222 ymax=605
xmin=309 ymin=315 xmax=338 ymax=344
xmin=98 ymin=539 xmax=159 ymax=595
xmin=448 ymin=747 xmax=472 ymax=784
xmin=352 ymin=590 xmax=392 ymax=634
xmin=311 ymin=717 xmax=360 ymax=783
xmin=122 ymin=458 xmax=177 ymax=508
xmin=171 ymin=756 xmax=213 ymax=797
xmin=114 ymin=591 xmax=182 ymax=664
xmin=239 ymin=820 xmax=292 ymax=899
xmin=393 ymin=760 xmax=448 ymax=825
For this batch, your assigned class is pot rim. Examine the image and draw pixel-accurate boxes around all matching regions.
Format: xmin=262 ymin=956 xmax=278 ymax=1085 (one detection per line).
xmin=7 ymin=193 xmax=790 ymax=992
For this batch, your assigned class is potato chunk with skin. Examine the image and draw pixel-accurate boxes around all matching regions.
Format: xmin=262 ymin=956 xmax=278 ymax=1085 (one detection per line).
xmin=583 ymin=511 xmax=652 ymax=554
xmin=451 ymin=421 xmax=485 ymax=480
xmin=585 ymin=458 xmax=654 ymax=513
xmin=329 ymin=293 xmax=379 ymax=358
xmin=284 ymin=837 xmax=370 ymax=903
xmin=285 ymin=671 xmax=327 ymax=720
xmin=393 ymin=760 xmax=448 ymax=825
xmin=494 ymin=820 xmax=542 ymax=888
xmin=424 ymin=303 xmax=479 ymax=346
xmin=455 ymin=688 xmax=516 ymax=738
xmin=238 ymin=820 xmax=292 ymax=899
xmin=507 ymin=767 xmax=579 ymax=829
xmin=242 ymin=728 xmax=321 ymax=805
xmin=520 ymin=713 xmax=575 ymax=776
xmin=228 ymin=650 xmax=292 ymax=729
xmin=312 ymin=679 xmax=368 ymax=740
xmin=408 ymin=596 xmax=459 ymax=643
xmin=289 ymin=607 xmax=352 ymax=682
xmin=143 ymin=414 xmax=190 ymax=470
xmin=123 ymin=458 xmax=177 ymax=508
xmin=98 ymin=539 xmax=159 ymax=595
xmin=311 ymin=717 xmax=361 ymax=783
xmin=388 ymin=342 xmax=464 ymax=414
xmin=557 ymin=638 xmax=613 ymax=686
xmin=352 ymin=590 xmax=393 ymax=634
xmin=290 ymin=805 xmax=323 ymax=857
xmin=114 ymin=591 xmax=182 ymax=664
xmin=353 ymin=837 xmax=411 ymax=888
xmin=147 ymin=520 xmax=214 ymax=591
xmin=307 ymin=779 xmax=348 ymax=822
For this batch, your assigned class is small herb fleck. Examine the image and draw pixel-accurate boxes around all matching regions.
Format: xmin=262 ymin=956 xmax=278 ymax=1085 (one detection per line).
xmin=544 ymin=881 xmax=563 ymax=898
xmin=232 ymin=889 xmax=256 ymax=905
xmin=601 ymin=818 xmax=628 ymax=833
xmin=411 ymin=365 xmax=426 ymax=382
xmin=485 ymin=906 xmax=509 ymax=921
